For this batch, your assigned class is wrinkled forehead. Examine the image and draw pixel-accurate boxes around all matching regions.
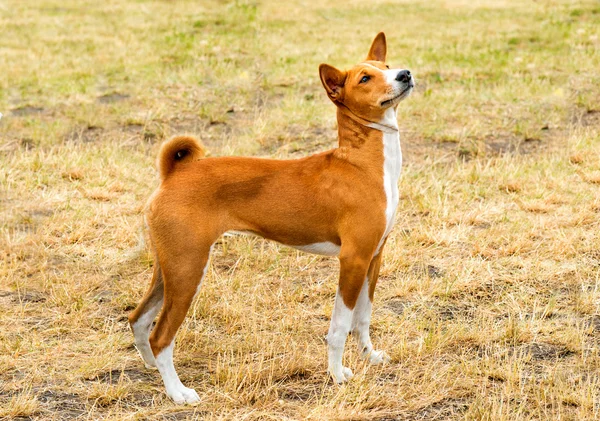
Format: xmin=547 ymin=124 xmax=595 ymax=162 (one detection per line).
xmin=348 ymin=61 xmax=389 ymax=77
xmin=362 ymin=60 xmax=388 ymax=70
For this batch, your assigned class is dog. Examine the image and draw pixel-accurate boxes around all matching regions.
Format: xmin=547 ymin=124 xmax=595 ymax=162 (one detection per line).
xmin=128 ymin=32 xmax=413 ymax=404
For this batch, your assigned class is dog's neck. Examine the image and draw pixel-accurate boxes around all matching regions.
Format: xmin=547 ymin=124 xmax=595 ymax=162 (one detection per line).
xmin=336 ymin=106 xmax=399 ymax=150
xmin=336 ymin=104 xmax=399 ymax=136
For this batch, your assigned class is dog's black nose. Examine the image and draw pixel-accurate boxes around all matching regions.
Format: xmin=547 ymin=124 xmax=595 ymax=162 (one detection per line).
xmin=396 ymin=70 xmax=411 ymax=83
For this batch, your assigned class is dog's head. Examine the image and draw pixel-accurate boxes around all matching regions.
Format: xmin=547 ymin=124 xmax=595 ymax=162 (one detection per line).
xmin=319 ymin=32 xmax=413 ymax=123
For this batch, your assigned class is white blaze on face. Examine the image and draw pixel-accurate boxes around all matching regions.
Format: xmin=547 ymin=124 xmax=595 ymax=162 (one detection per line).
xmin=363 ymin=63 xmax=410 ymax=102
xmin=384 ymin=68 xmax=399 ymax=87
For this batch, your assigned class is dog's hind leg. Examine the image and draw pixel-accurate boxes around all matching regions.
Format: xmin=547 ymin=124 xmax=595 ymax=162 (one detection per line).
xmin=149 ymin=241 xmax=213 ymax=405
xmin=128 ymin=261 xmax=164 ymax=369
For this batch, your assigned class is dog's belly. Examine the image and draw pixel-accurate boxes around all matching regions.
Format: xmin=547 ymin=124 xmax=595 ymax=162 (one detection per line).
xmin=289 ymin=241 xmax=341 ymax=256
xmin=229 ymin=231 xmax=340 ymax=257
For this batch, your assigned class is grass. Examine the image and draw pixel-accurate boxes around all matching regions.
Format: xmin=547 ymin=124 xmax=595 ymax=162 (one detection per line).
xmin=1 ymin=0 xmax=599 ymax=419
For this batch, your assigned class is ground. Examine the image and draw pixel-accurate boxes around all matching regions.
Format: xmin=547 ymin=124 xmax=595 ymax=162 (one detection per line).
xmin=1 ymin=0 xmax=599 ymax=420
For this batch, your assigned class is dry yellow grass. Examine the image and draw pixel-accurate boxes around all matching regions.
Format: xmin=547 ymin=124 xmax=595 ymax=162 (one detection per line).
xmin=1 ymin=0 xmax=599 ymax=419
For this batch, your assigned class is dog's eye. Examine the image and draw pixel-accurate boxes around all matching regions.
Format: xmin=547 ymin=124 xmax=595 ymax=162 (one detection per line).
xmin=385 ymin=65 xmax=390 ymax=69
xmin=360 ymin=75 xmax=370 ymax=84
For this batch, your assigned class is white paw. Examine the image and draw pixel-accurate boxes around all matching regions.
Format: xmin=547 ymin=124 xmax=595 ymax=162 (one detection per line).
xmin=366 ymin=350 xmax=390 ymax=365
xmin=329 ymin=366 xmax=354 ymax=383
xmin=167 ymin=385 xmax=201 ymax=405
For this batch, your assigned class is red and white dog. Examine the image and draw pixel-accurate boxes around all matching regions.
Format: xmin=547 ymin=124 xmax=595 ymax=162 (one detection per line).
xmin=129 ymin=32 xmax=413 ymax=404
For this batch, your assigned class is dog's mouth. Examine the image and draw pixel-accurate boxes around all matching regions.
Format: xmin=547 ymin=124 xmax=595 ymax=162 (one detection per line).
xmin=381 ymin=83 xmax=414 ymax=107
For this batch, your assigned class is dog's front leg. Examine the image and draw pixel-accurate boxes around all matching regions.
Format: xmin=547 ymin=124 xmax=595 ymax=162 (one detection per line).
xmin=351 ymin=248 xmax=391 ymax=364
xmin=327 ymin=252 xmax=371 ymax=383
xmin=327 ymin=289 xmax=355 ymax=383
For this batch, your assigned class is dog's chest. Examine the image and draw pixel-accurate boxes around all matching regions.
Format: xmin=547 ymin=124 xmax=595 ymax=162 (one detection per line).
xmin=380 ymin=131 xmax=402 ymax=245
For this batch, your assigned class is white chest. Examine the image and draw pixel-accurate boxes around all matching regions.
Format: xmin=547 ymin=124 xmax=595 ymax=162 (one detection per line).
xmin=381 ymin=130 xmax=402 ymax=239
xmin=368 ymin=108 xmax=402 ymax=254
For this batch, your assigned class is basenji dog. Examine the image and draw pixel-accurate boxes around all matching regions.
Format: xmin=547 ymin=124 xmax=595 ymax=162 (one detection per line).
xmin=128 ymin=32 xmax=414 ymax=404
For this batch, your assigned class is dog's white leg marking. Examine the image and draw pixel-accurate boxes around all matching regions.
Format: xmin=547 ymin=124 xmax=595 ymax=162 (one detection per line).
xmin=132 ymin=300 xmax=163 ymax=368
xmin=351 ymin=276 xmax=390 ymax=364
xmin=155 ymin=341 xmax=200 ymax=404
xmin=327 ymin=289 xmax=354 ymax=383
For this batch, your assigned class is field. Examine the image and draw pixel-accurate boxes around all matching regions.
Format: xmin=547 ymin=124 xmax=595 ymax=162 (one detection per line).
xmin=1 ymin=0 xmax=600 ymax=419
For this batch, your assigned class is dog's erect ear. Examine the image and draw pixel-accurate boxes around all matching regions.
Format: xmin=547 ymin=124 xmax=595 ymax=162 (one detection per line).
xmin=366 ymin=32 xmax=387 ymax=62
xmin=319 ymin=64 xmax=347 ymax=100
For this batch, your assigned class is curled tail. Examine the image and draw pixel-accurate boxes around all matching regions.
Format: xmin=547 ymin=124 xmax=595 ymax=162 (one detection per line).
xmin=157 ymin=135 xmax=205 ymax=180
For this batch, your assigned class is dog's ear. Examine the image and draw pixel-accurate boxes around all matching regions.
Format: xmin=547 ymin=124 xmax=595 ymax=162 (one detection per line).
xmin=319 ymin=64 xmax=347 ymax=101
xmin=366 ymin=32 xmax=387 ymax=62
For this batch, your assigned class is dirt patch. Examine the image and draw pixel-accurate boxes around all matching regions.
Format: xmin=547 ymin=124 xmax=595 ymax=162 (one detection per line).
xmin=573 ymin=108 xmax=600 ymax=127
xmin=279 ymin=386 xmax=314 ymax=402
xmin=122 ymin=122 xmax=143 ymax=132
xmin=485 ymin=135 xmax=523 ymax=155
xmin=117 ymin=121 xmax=165 ymax=144
xmin=20 ymin=138 xmax=37 ymax=150
xmin=168 ymin=116 xmax=207 ymax=135
xmin=91 ymin=368 xmax=155 ymax=384
xmin=65 ymin=125 xmax=104 ymax=143
xmin=413 ymin=397 xmax=470 ymax=420
xmin=160 ymin=410 xmax=212 ymax=420
xmin=0 ymin=291 xmax=12 ymax=307
xmin=96 ymin=93 xmax=130 ymax=104
xmin=402 ymin=134 xmax=457 ymax=164
xmin=15 ymin=290 xmax=47 ymax=304
xmin=274 ymin=368 xmax=313 ymax=384
xmin=582 ymin=109 xmax=600 ymax=127
xmin=514 ymin=342 xmax=574 ymax=360
xmin=0 ymin=290 xmax=47 ymax=304
xmin=412 ymin=263 xmax=445 ymax=279
xmin=32 ymin=389 xmax=86 ymax=420
xmin=587 ymin=315 xmax=600 ymax=333
xmin=385 ymin=299 xmax=410 ymax=315
xmin=11 ymin=106 xmax=44 ymax=116
xmin=404 ymin=115 xmax=579 ymax=165
xmin=29 ymin=208 xmax=54 ymax=218
xmin=376 ymin=371 xmax=399 ymax=385
xmin=460 ymin=280 xmax=501 ymax=301
xmin=435 ymin=303 xmax=476 ymax=321
xmin=486 ymin=135 xmax=549 ymax=156
xmin=44 ymin=398 xmax=86 ymax=419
